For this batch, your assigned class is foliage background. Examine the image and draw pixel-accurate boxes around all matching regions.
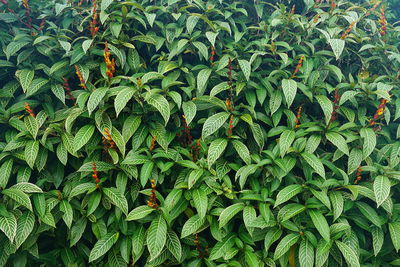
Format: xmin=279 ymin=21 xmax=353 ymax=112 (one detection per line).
xmin=0 ymin=0 xmax=400 ymax=266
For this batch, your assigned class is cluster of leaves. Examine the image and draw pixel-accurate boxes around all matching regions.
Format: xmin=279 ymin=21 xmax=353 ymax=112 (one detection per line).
xmin=1 ymin=0 xmax=400 ymax=266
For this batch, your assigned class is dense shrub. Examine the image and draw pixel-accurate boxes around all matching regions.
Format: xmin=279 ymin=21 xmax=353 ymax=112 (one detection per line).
xmin=0 ymin=0 xmax=400 ymax=266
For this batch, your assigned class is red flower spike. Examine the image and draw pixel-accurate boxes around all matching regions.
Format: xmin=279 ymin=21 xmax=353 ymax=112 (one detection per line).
xmin=190 ymin=139 xmax=201 ymax=162
xmin=295 ymin=105 xmax=303 ymax=128
xmin=147 ymin=179 xmax=158 ymax=209
xmin=340 ymin=21 xmax=356 ymax=39
xmin=366 ymin=1 xmax=381 ymax=16
xmin=209 ymin=46 xmax=215 ymax=63
xmin=290 ymin=5 xmax=295 ymax=15
xmin=104 ymin=41 xmax=116 ymax=78
xmin=369 ymin=98 xmax=389 ymax=126
xmin=227 ymin=115 xmax=234 ymax=138
xmin=329 ymin=88 xmax=340 ymax=123
xmin=62 ymin=78 xmax=75 ymax=102
xmin=149 ymin=135 xmax=157 ymax=151
xmin=103 ymin=128 xmax=116 ymax=150
xmin=378 ymin=6 xmax=387 ymax=37
xmin=291 ymin=55 xmax=304 ymax=78
xmin=178 ymin=115 xmax=193 ymax=147
xmin=74 ymin=65 xmax=87 ymax=89
xmin=330 ymin=0 xmax=336 ymax=13
xmin=92 ymin=162 xmax=100 ymax=185
xmin=354 ymin=166 xmax=362 ymax=184
xmin=24 ymin=103 xmax=36 ymax=118
xmin=89 ymin=0 xmax=99 ymax=38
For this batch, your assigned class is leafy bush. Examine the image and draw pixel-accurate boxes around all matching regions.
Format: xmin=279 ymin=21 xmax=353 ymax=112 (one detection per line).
xmin=0 ymin=0 xmax=400 ymax=266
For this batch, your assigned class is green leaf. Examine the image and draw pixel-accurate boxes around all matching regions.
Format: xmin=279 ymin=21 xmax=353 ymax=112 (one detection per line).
xmin=188 ymin=168 xmax=204 ymax=189
xmin=207 ymin=138 xmax=228 ymax=168
xmin=24 ymin=116 xmax=39 ymax=139
xmin=17 ymin=69 xmax=34 ymax=93
xmin=5 ymin=41 xmax=29 ymax=60
xmin=88 ymin=88 xmax=108 ymax=115
xmin=69 ymin=182 xmax=97 ymax=199
xmin=219 ymin=203 xmax=245 ymax=228
xmin=146 ymin=215 xmax=167 ymax=260
xmin=326 ymin=132 xmax=349 ymax=155
xmin=115 ymin=87 xmax=135 ymax=117
xmin=360 ymin=128 xmax=376 ymax=160
xmin=329 ymin=191 xmax=343 ymax=221
xmin=389 ymin=222 xmax=400 ymax=252
xmin=140 ymin=161 xmax=154 ymax=187
xmin=282 ymin=79 xmax=297 ymax=108
xmin=60 ymin=200 xmax=73 ymax=228
xmin=315 ymin=95 xmax=333 ymax=125
xmin=264 ymin=228 xmax=282 ymax=253
xmin=103 ymin=187 xmax=128 ymax=215
xmin=59 ymin=40 xmax=71 ymax=52
xmin=348 ymin=148 xmax=362 ymax=174
xmin=78 ymin=161 xmax=114 ymax=172
xmin=273 ymin=184 xmax=303 ymax=208
xmin=14 ymin=211 xmax=35 ymax=249
xmin=132 ymin=225 xmax=145 ymax=258
xmin=245 ymin=250 xmax=259 ymax=267
xmin=209 ymin=233 xmax=236 ymax=260
xmin=122 ymin=115 xmax=141 ymax=142
xmin=146 ymin=94 xmax=170 ymax=126
xmin=315 ymin=239 xmax=331 ymax=267
xmin=186 ymin=15 xmax=199 ymax=34
xmin=197 ymin=68 xmax=212 ymax=95
xmin=309 ymin=210 xmax=330 ymax=241
xmin=192 ymin=189 xmax=208 ymax=219
xmin=0 ymin=213 xmax=17 ymax=242
xmin=329 ymin=39 xmax=345 ymax=60
xmin=202 ymin=112 xmax=230 ymax=139
xmin=278 ymin=203 xmax=306 ymax=222
xmin=301 ymin=152 xmax=325 ymax=179
xmin=89 ymin=232 xmax=119 ymax=262
xmin=12 ymin=182 xmax=43 ymax=193
xmin=238 ymin=59 xmax=251 ymax=81
xmin=373 ymin=175 xmax=391 ymax=207
xmin=206 ymin=31 xmax=218 ymax=46
xmin=82 ymin=39 xmax=93 ymax=54
xmin=210 ymin=82 xmax=230 ymax=97
xmin=193 ymin=41 xmax=208 ymax=60
xmin=56 ymin=142 xmax=68 ymax=165
xmin=181 ymin=215 xmax=205 ymax=238
xmin=101 ymin=0 xmax=113 ymax=10
xmin=182 ymin=101 xmax=197 ymax=126
xmin=51 ymin=83 xmax=65 ymax=104
xmin=111 ymin=126 xmax=125 ymax=157
xmin=24 ymin=140 xmax=39 ymax=169
xmin=73 ymin=125 xmax=95 ymax=152
xmin=335 ymin=240 xmax=360 ymax=267
xmin=355 ymin=202 xmax=382 ymax=227
xmin=26 ymin=78 xmax=49 ymax=96
xmin=0 ymin=159 xmax=13 ymax=189
xmin=279 ymin=130 xmax=295 ymax=157
xmin=2 ymin=188 xmax=32 ymax=211
xmin=299 ymin=239 xmax=314 ymax=267
xmin=273 ymin=233 xmax=300 ymax=260
xmin=126 ymin=205 xmax=154 ymax=221
xmin=371 ymin=226 xmax=384 ymax=256
xmin=166 ymin=229 xmax=182 ymax=261
xmin=270 ymin=90 xmax=282 ymax=115
xmin=108 ymin=44 xmax=126 ymax=67
xmin=232 ymin=140 xmax=251 ymax=165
